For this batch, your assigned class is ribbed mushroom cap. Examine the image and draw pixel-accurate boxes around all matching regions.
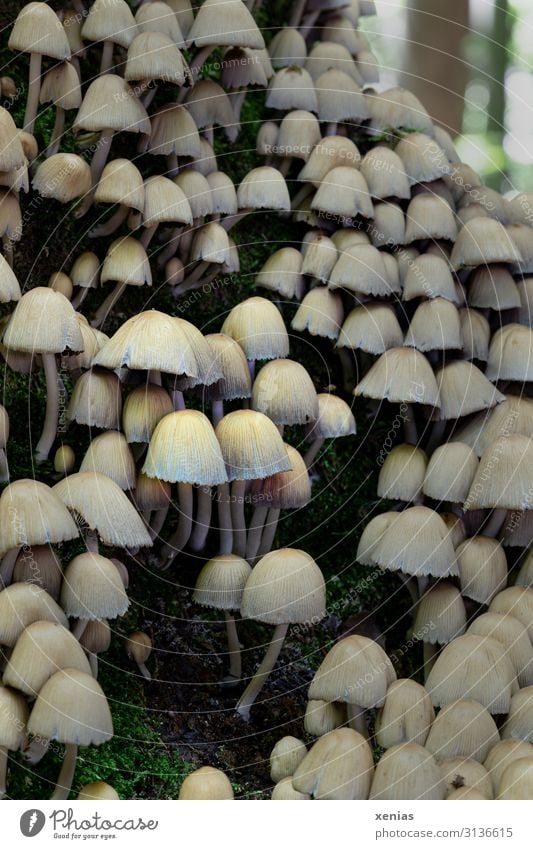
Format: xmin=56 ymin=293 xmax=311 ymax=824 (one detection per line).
xmin=215 ymin=410 xmax=290 ymax=481
xmin=366 ymin=85 xmax=433 ymax=132
xmin=271 ymin=778 xmax=310 ymax=800
xmin=258 ymin=444 xmax=311 ymax=510
xmin=299 ymin=136 xmax=361 ymax=185
xmin=305 ymin=39 xmax=362 ymax=82
xmin=456 ymin=395 xmax=533 ymax=457
xmin=122 ymin=383 xmax=173 ymax=444
xmin=467 ymin=264 xmax=520 ymax=311
xmin=3 ymin=621 xmax=91 ymax=697
xmin=143 ymin=175 xmax=192 ymax=227
xmin=206 ymin=171 xmax=237 ymax=215
xmin=0 ymin=479 xmax=78 ymax=555
xmin=292 ymin=728 xmax=374 ymax=800
xmin=413 ymin=583 xmax=466 ymax=645
xmin=486 ymin=324 xmax=533 ymax=382
xmin=13 ymin=544 xmax=63 ymax=601
xmin=307 ymin=393 xmax=356 ymax=439
xmin=356 ymin=512 xmax=397 ymax=565
xmin=426 ymin=635 xmax=517 ymax=714
xmin=402 ymin=254 xmax=458 ymax=303
xmin=360 ymin=146 xmax=410 ymax=200
xmin=193 ymin=553 xmax=251 ymax=611
xmin=80 ymin=432 xmax=136 ymax=491
xmin=40 ymin=61 xmax=81 ymax=111
xmin=2 ymin=287 xmax=82 ymax=354
xmin=266 ymin=66 xmax=317 ymax=112
xmin=292 ymin=288 xmax=343 ymax=341
xmin=125 ymin=32 xmax=189 ymax=85
xmin=485 ymin=740 xmax=533 ymax=791
xmin=405 ymin=194 xmax=457 ymax=244
xmin=81 ymin=0 xmax=137 ymax=48
xmin=0 ymin=684 xmax=27 ymax=750
xmin=221 ymin=46 xmax=269 ymax=89
xmin=423 ymin=442 xmax=479 ymax=503
xmin=425 ymin=699 xmax=500 ymax=763
xmin=459 ymin=308 xmax=491 ymax=361
xmin=185 ymin=80 xmax=237 ymax=141
xmin=270 ymin=737 xmax=307 ymax=783
xmin=451 ymin=218 xmax=522 ymax=270
xmin=375 ymin=679 xmax=435 ymax=749
xmin=311 ymin=167 xmax=373 ymax=220
xmin=329 ymin=244 xmax=393 ymax=296
xmin=304 ymin=699 xmax=347 ymax=737
xmin=73 ymin=76 xmax=150 ymax=135
xmin=190 ymin=222 xmax=230 ymax=264
xmin=395 ymin=134 xmax=451 ymax=185
xmin=174 ymin=169 xmax=213 ymax=218
xmin=100 ymin=237 xmax=151 ymax=288
xmin=354 ymin=347 xmax=440 ymax=406
xmin=9 ymin=2 xmax=71 ymax=59
xmin=178 ymin=766 xmax=234 ymax=800
xmin=404 ymin=298 xmax=462 ymax=352
xmin=516 ymin=550 xmax=533 ymax=588
xmin=434 ymin=361 xmax=505 ymax=421
xmin=146 ymin=103 xmax=201 ymax=159
xmin=456 ymin=537 xmax=507 ymax=605
xmin=501 ymin=688 xmax=533 ymax=743
xmin=489 ymin=587 xmax=533 ymax=640
xmin=143 ymin=410 xmax=227 ymax=486
xmin=370 ymin=203 xmax=406 ymax=248
xmin=372 ymin=507 xmax=458 ymax=579
xmin=497 ymin=757 xmax=533 ymax=799
xmin=28 ymin=668 xmax=113 ymax=746
xmin=377 ymin=444 xmax=427 ymax=502
xmin=255 ymin=248 xmax=303 ymax=301
xmin=309 ymin=635 xmax=396 ymax=708
xmin=135 ymin=1 xmax=185 ymax=44
xmin=370 ymin=743 xmax=444 ymax=800
xmin=186 ymin=0 xmax=264 ymax=48
xmin=67 ymin=368 xmax=122 ymax=431
xmin=0 ymin=107 xmax=26 ymax=172
xmin=53 ymin=471 xmax=153 ymax=549
xmin=0 ymin=584 xmax=68 ymax=647
xmin=503 ymin=510 xmax=533 ymax=548
xmin=272 ymin=110 xmax=318 ymax=163
xmin=204 ymin=334 xmax=252 ymax=402
xmin=71 ymin=251 xmax=100 ymax=291
xmin=61 ymin=552 xmax=129 ymax=621
xmin=442 ymin=513 xmax=467 ymax=548
xmin=269 ymin=27 xmax=306 ymax=68
xmin=315 ymin=69 xmax=368 ymax=122
xmin=440 ymin=757 xmax=494 ymax=799
xmin=0 ymin=254 xmax=21 ymax=304
xmin=468 ymin=613 xmax=533 ymax=687
xmin=337 ymin=304 xmax=403 ymax=354
xmin=301 ymin=234 xmax=337 ymax=279
xmin=236 ymin=166 xmax=290 ymax=211
xmin=241 ymin=548 xmax=326 ymax=626
xmin=79 ymin=619 xmax=112 ymax=655
xmin=133 ymin=472 xmax=171 ymax=512
xmin=251 ymin=359 xmax=318 ymax=426
xmin=465 ymin=435 xmax=533 ymax=511
xmin=221 ymin=297 xmax=289 ymax=361
xmin=96 ymin=159 xmax=144 ymax=209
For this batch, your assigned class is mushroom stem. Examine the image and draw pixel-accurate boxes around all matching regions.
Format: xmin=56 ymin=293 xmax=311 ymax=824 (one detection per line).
xmin=403 ymin=404 xmax=418 ymax=444
xmin=166 ymin=153 xmax=179 ymax=178
xmin=161 ymin=483 xmax=194 ymax=565
xmin=71 ymin=286 xmax=90 ymax=310
xmin=24 ymin=52 xmax=42 ymax=134
xmin=189 ymin=485 xmax=212 ymax=552
xmin=45 ymin=107 xmax=65 ymax=158
xmin=346 ymin=703 xmax=368 ymax=738
xmin=34 ymin=353 xmax=60 ymax=463
xmin=245 ymin=504 xmax=269 ymax=563
xmin=52 ymin=742 xmax=78 ymax=800
xmin=0 ymin=746 xmax=7 ymax=798
xmin=303 ymin=437 xmax=325 ymax=469
xmin=423 ymin=642 xmax=439 ymax=682
xmin=336 ymin=347 xmax=355 ymax=393
xmin=211 ymin=399 xmax=224 ymax=427
xmin=75 ymin=127 xmax=114 ymax=218
xmin=85 ymin=530 xmax=99 ymax=553
xmin=399 ymin=573 xmax=419 ymax=608
xmin=157 ymin=225 xmax=183 ymax=266
xmin=325 ymin=122 xmax=338 ymax=136
xmin=0 ymin=546 xmax=20 ymax=588
xmin=232 ymin=89 xmax=247 ymax=124
xmin=149 ymin=504 xmax=169 ymax=540
xmin=257 ymin=508 xmax=280 ymax=557
xmin=220 ymin=209 xmax=250 ymax=233
xmin=0 ymin=448 xmax=9 ymax=482
xmin=140 ymin=224 xmax=158 ymax=249
xmin=171 ymin=389 xmax=186 ymax=410
xmin=416 ymin=576 xmax=429 ymax=598
xmin=181 ymin=260 xmax=210 ymax=288
xmin=91 ymin=280 xmax=127 ymax=328
xmin=426 ymin=418 xmax=446 ymax=453
xmin=231 ymin=479 xmax=247 ymax=557
xmin=100 ymin=40 xmax=114 ymax=75
xmin=289 ymin=0 xmax=307 ymax=27
xmin=89 ymin=204 xmax=129 ymax=238
xmin=224 ymin=610 xmax=241 ymax=683
xmin=236 ymin=622 xmax=289 ymax=720
xmin=483 ymin=507 xmax=507 ymax=538
xmin=72 ymin=618 xmax=89 ymax=641
xmin=217 ymin=483 xmax=233 ymax=554
xmin=136 ymin=661 xmax=152 ymax=680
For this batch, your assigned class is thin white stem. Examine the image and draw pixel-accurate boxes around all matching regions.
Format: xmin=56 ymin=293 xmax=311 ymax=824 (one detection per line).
xmin=231 ymin=479 xmax=247 ymax=557
xmin=91 ymin=281 xmax=127 ymax=328
xmin=45 ymin=107 xmax=65 ymax=157
xmin=35 ymin=353 xmax=59 ymax=462
xmin=52 ymin=743 xmax=78 ymax=800
xmin=236 ymin=623 xmax=289 ymax=720
xmin=257 ymin=508 xmax=280 ymax=557
xmin=100 ymin=40 xmax=114 ymax=75
xmin=24 ymin=52 xmax=42 ymax=134
xmin=161 ymin=483 xmax=194 ymax=565
xmin=189 ymin=486 xmax=212 ymax=552
xmin=217 ymin=483 xmax=233 ymax=554
xmin=245 ymin=504 xmax=269 ymax=563
xmin=224 ymin=611 xmax=241 ymax=682
xmin=89 ymin=204 xmax=129 ymax=238
xmin=346 ymin=703 xmax=368 ymax=738
xmin=303 ymin=437 xmax=324 ymax=469
xmin=483 ymin=507 xmax=507 ymax=538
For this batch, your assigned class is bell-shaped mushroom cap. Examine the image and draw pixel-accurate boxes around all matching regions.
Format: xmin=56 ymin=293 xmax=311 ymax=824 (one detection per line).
xmin=0 ymin=254 xmax=21 ymax=304
xmin=404 ymin=298 xmax=462 ymax=352
xmin=0 ymin=584 xmax=68 ymax=647
xmin=95 ymin=159 xmax=144 ymax=211
xmin=67 ymin=368 xmax=122 ymax=431
xmin=82 ymin=0 xmax=137 ymax=48
xmin=440 ymin=757 xmax=494 ymax=799
xmin=423 ymin=442 xmax=478 ymax=503
xmin=413 ymin=583 xmax=466 ymax=645
xmin=241 ymin=548 xmax=325 ymax=626
xmin=73 ymin=75 xmax=150 ymax=135
xmin=142 ymin=176 xmax=192 ymax=228
xmin=292 ymin=728 xmax=374 ymax=800
xmin=304 ymin=699 xmax=347 ymax=737
xmin=221 ymin=297 xmax=289 ymax=361
xmin=312 ymin=167 xmax=373 ymax=220
xmin=186 ymin=0 xmax=264 ymax=48
xmin=275 ymin=111 xmax=320 ymax=164
xmin=122 ymin=383 xmax=173 ymax=444
xmin=53 ymin=471 xmax=152 ymax=549
xmin=79 ymin=618 xmax=112 ymax=656
xmin=465 ymin=435 xmax=533 ymax=511
xmin=305 ymin=38 xmax=362 ymax=82
xmin=174 ymin=169 xmax=213 ymax=218
xmin=184 ymin=80 xmax=237 ymax=142
xmin=377 ymin=444 xmax=427 ymax=502
xmin=301 ymin=233 xmax=337 ymax=278
xmin=9 ymin=2 xmax=71 ymax=59
xmin=269 ymin=27 xmax=306 ymax=68
xmin=451 ymin=218 xmax=522 ymax=270
xmin=354 ymin=347 xmax=440 ymax=406
xmin=292 ymin=287 xmax=344 ymax=341
xmin=370 ymin=743 xmax=444 ymax=800
xmin=2 ymin=287 xmax=83 ymax=355
xmin=426 ymin=635 xmax=517 ymax=714
xmin=3 ymin=621 xmax=91 ymax=697
xmin=206 ymin=171 xmax=237 ymax=215
xmin=255 ymin=248 xmax=304 ymax=301
xmin=178 ymin=766 xmax=234 ymax=799
xmin=503 ymin=510 xmax=533 ymax=548
xmin=80 ymin=432 xmax=136 ymax=491
xmin=337 ymin=304 xmax=403 ymax=354
xmin=259 ymin=444 xmax=311 ymax=510
xmin=299 ymin=136 xmax=361 ymax=186
xmin=443 ymin=511 xmax=467 ymax=548
xmin=405 ymin=194 xmax=458 ymax=244
xmin=142 ymin=410 xmax=227 ymax=486
xmin=146 ymin=103 xmax=201 ymax=159
xmin=0 ymin=107 xmax=26 ymax=172
xmin=39 ymin=61 xmax=81 ymax=112
xmin=270 ymin=736 xmax=307 ymax=783
xmin=309 ymin=635 xmax=396 ymax=708
xmin=375 ymin=679 xmax=435 ymax=749
xmin=456 ymin=537 xmax=507 ymax=605
xmin=77 ymin=781 xmax=119 ymax=801
xmin=468 ymin=613 xmax=533 ymax=687
xmin=251 ymin=359 xmax=318 ymax=425
xmin=395 ymin=134 xmax=451 ymax=185
xmin=459 ymin=307 xmax=491 ymax=361
xmin=204 ymin=334 xmax=252 ymax=402
xmin=489 ymin=587 xmax=533 ymax=640
xmin=372 ymin=507 xmax=458 ymax=579
xmin=434 ymin=361 xmax=505 ymax=421
xmin=61 ymin=552 xmax=129 ymax=621
xmin=237 ymin=166 xmax=290 ymax=211
xmin=190 ymin=222 xmax=230 ymax=264
xmin=193 ymin=553 xmax=251 ymax=611
xmin=100 ymin=236 xmax=151 ymax=288
xmin=356 ymin=512 xmax=397 ymax=565
xmin=486 ymin=324 xmax=533 ymax=382
xmin=12 ymin=544 xmax=63 ymax=600
xmin=271 ymin=778 xmax=310 ymax=800
xmin=497 ymin=757 xmax=533 ymax=799
xmin=370 ymin=203 xmax=405 ymax=248
xmin=133 ymin=472 xmax=171 ymax=513
xmin=361 ymin=146 xmax=410 ymax=200
xmin=467 ymin=264 xmax=521 ymax=311
xmin=0 ymin=479 xmax=78 ymax=555
xmin=329 ymin=244 xmax=394 ymax=296
xmin=315 ymin=69 xmax=369 ymax=123
xmin=485 ymin=739 xmax=533 ymax=791
xmin=28 ymin=668 xmax=113 ymax=746
xmin=456 ymin=395 xmax=533 ymax=457
xmin=307 ymin=393 xmax=356 ymax=439
xmin=425 ymin=699 xmax=500 ymax=763
xmin=71 ymin=251 xmax=100 ymax=291
xmin=221 ymin=46 xmax=269 ymax=89
xmin=135 ymin=0 xmax=185 ymax=43
xmin=516 ymin=550 xmax=533 ymax=588
xmin=402 ymin=254 xmax=458 ymax=303
xmin=215 ymin=410 xmax=290 ymax=481
xmin=266 ymin=66 xmax=317 ymax=112
xmin=125 ymin=32 xmax=189 ymax=86
xmin=0 ymin=684 xmax=27 ymax=750
xmin=501 ymin=687 xmax=533 ymax=743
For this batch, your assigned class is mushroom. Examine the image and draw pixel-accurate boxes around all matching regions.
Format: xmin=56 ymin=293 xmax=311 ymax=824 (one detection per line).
xmin=501 ymin=687 xmax=533 ymax=743
xmin=185 ymin=80 xmax=238 ymax=145
xmin=81 ymin=0 xmax=138 ymax=74
xmin=251 ymin=359 xmax=318 ymax=430
xmin=497 ymin=758 xmax=533 ymax=799
xmin=0 ymin=584 xmax=67 ymax=647
xmin=375 ymin=679 xmax=435 ymax=749
xmin=204 ymin=333 xmax=252 ymax=426
xmin=80 ymin=432 xmax=136 ymax=491
xmin=468 ymin=613 xmax=533 ymax=687
xmin=143 ymin=102 xmax=201 ymax=178
xmin=77 ymin=781 xmax=119 ymax=801
xmin=92 ymin=236 xmax=152 ymax=328
xmin=292 ymin=287 xmax=344 ymax=343
xmin=12 ymin=544 xmax=63 ymax=600
xmin=0 ymin=684 xmax=27 ymax=799
xmin=440 ymin=757 xmax=494 ymax=799
xmin=456 ymin=537 xmax=507 ymax=606
xmin=79 ymin=619 xmax=112 ymax=679
xmin=426 ymin=699 xmax=500 ymax=763
xmin=67 ymin=368 xmax=122 ymax=432
xmin=292 ymin=728 xmax=374 ymax=800
xmin=413 ymin=583 xmax=467 ymax=679
xmin=370 ymin=743 xmax=445 ymax=800
xmin=39 ymin=62 xmax=81 ymax=157
xmin=271 ymin=778 xmax=310 ymax=800
xmin=70 ymin=251 xmax=101 ymax=310
xmin=178 ymin=766 xmax=234 ymax=800
xmin=377 ymin=444 xmax=428 ymax=504
xmin=304 ymin=700 xmax=347 ymax=737
xmin=61 ymin=552 xmax=129 ymax=640
xmin=185 ymin=0 xmax=264 ymax=81
xmin=255 ymin=248 xmax=304 ymax=301
xmin=336 ymin=304 xmax=404 ymax=358
xmin=125 ymin=631 xmax=153 ymax=680
xmin=220 ymin=296 xmax=289 ymax=378
xmin=90 ymin=159 xmax=145 ymax=239
xmin=270 ymin=737 xmax=307 ymax=783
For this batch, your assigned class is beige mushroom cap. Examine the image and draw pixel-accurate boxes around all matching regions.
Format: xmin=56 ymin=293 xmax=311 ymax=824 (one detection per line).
xmin=251 ymin=359 xmax=318 ymax=425
xmin=377 ymin=444 xmax=427 ymax=502
xmin=80 ymin=431 xmax=136 ymax=491
xmin=77 ymin=781 xmax=120 ymax=801
xmin=122 ymin=383 xmax=174 ymax=444
xmin=61 ymin=552 xmax=129 ymax=621
xmin=221 ymin=297 xmax=289 ymax=361
xmin=9 ymin=2 xmax=71 ymax=60
xmin=0 ymin=685 xmax=28 ymax=751
xmin=186 ymin=0 xmax=264 ymax=49
xmin=2 ymin=287 xmax=83 ymax=354
xmin=0 ymin=584 xmax=68 ymax=647
xmin=465 ymin=435 xmax=533 ymax=511
xmin=215 ymin=410 xmax=291 ymax=481
xmin=270 ymin=736 xmax=307 ymax=783
xmin=372 ymin=507 xmax=458 ymax=579
xmin=0 ymin=478 xmax=78 ymax=555
xmin=241 ymin=548 xmax=326 ymax=626
xmin=81 ymin=0 xmax=138 ymax=49
xmin=423 ymin=442 xmax=479 ymax=503
xmin=73 ymin=76 xmax=150 ymax=135
xmin=375 ymin=679 xmax=435 ymax=749
xmin=143 ymin=410 xmax=227 ymax=485
xmin=440 ymin=757 xmax=493 ymax=799
xmin=457 ymin=536 xmax=507 ymax=605
xmin=468 ymin=613 xmax=533 ymax=687
xmin=178 ymin=766 xmax=234 ymax=800
xmin=292 ymin=728 xmax=374 ymax=800
xmin=309 ymin=635 xmax=396 ymax=708
xmin=354 ymin=347 xmax=440 ymax=407
xmin=425 ymin=699 xmax=500 ymax=763
xmin=370 ymin=743 xmax=445 ymax=800
xmin=67 ymin=368 xmax=122 ymax=431
xmin=501 ymin=687 xmax=533 ymax=743
xmin=193 ymin=553 xmax=251 ymax=611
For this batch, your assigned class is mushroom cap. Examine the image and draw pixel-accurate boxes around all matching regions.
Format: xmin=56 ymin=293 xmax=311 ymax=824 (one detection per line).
xmin=28 ymin=668 xmax=113 ymax=746
xmin=309 ymin=635 xmax=396 ymax=708
xmin=80 ymin=619 xmax=112 ymax=655
xmin=459 ymin=307 xmax=491 ymax=361
xmin=174 ymin=169 xmax=213 ymax=217
xmin=125 ymin=631 xmax=152 ymax=666
xmin=269 ymin=27 xmax=307 ymax=68
xmin=455 ymin=395 xmax=533 ymax=457
xmin=404 ymin=298 xmax=462 ymax=352
xmin=372 ymin=507 xmax=458 ymax=579
xmin=95 ymin=159 xmax=145 ymax=211
xmin=402 ymin=254 xmax=459 ymax=303
xmin=146 ymin=102 xmax=201 ymax=159
xmin=206 ymin=171 xmax=237 ymax=215
xmin=190 ymin=221 xmax=230 ymax=264
xmin=70 ymin=251 xmax=100 ymax=290
xmin=0 ymin=584 xmax=68 ymax=647
xmin=301 ymin=233 xmax=338 ymax=278
xmin=308 ymin=393 xmax=356 ymax=439
xmin=185 ymin=80 xmax=237 ymax=141
xmin=40 ymin=61 xmax=81 ymax=111
xmin=423 ymin=442 xmax=479 ymax=503
xmin=356 ymin=512 xmax=397 ymax=565
xmin=2 ymin=287 xmax=83 ymax=354
xmin=497 ymin=757 xmax=533 ymax=799
xmin=404 ymin=193 xmax=458 ymax=244
xmin=221 ymin=297 xmax=289 ymax=361
xmin=215 ymin=409 xmax=291 ymax=481
xmin=0 ymin=684 xmax=28 ymax=750
xmin=467 ymin=264 xmax=521 ymax=310
xmin=135 ymin=1 xmax=185 ymax=45
xmin=73 ymin=75 xmax=150 ymax=135
xmin=270 ymin=736 xmax=307 ymax=783
xmin=329 ymin=243 xmax=394 ymax=296
xmin=485 ymin=324 xmax=533 ymax=382
xmin=271 ymin=778 xmax=310 ymax=800
xmin=204 ymin=333 xmax=252 ymax=402
xmin=337 ymin=304 xmax=403 ymax=354
xmin=367 ymin=86 xmax=433 ymax=132
xmin=251 ymin=359 xmax=318 ymax=425
xmin=133 ymin=472 xmax=171 ymax=513
xmin=315 ymin=69 xmax=369 ymax=122
xmin=468 ymin=613 xmax=533 ymax=687
xmin=299 ymin=136 xmax=361 ymax=186
xmin=80 ymin=431 xmax=136 ymax=490
xmin=186 ymin=0 xmax=264 ymax=49
xmin=440 ymin=757 xmax=493 ymax=799
xmin=61 ymin=552 xmax=129 ymax=621
xmin=143 ymin=410 xmax=227 ymax=485
xmin=304 ymin=699 xmax=347 ymax=737
xmin=371 ymin=203 xmax=406 ymax=248
xmin=426 ymin=635 xmax=517 ymax=714
xmin=305 ymin=39 xmax=363 ymax=84
xmin=9 ymin=2 xmax=71 ymax=59
xmin=489 ymin=587 xmax=533 ymax=640
xmin=142 ymin=175 xmax=192 ymax=227
xmin=502 ymin=510 xmax=533 ymax=548
xmin=451 ymin=218 xmax=522 ymax=270
xmin=178 ymin=766 xmax=234 ymax=800
xmin=370 ymin=743 xmax=445 ymax=800
xmin=275 ymin=110 xmax=321 ymax=163
xmin=292 ymin=287 xmax=344 ymax=341
xmin=312 ymin=167 xmax=373 ymax=220
xmin=0 ymin=253 xmax=21 ymax=304
xmin=413 ymin=583 xmax=467 ymax=645
xmin=501 ymin=687 xmax=533 ymax=743
xmin=354 ymin=347 xmax=440 ymax=407
xmin=100 ymin=236 xmax=151 ymax=287
xmin=292 ymin=728 xmax=374 ymax=800
xmin=0 ymin=478 xmax=79 ymax=555
xmin=193 ymin=553 xmax=251 ymax=611
xmin=53 ymin=471 xmax=153 ymax=549
xmin=465 ymin=435 xmax=533 ymax=511
xmin=434 ymin=360 xmax=505 ymax=421
xmin=395 ymin=133 xmax=451 ymax=185
xmin=266 ymin=66 xmax=317 ymax=113
xmin=377 ymin=444 xmax=427 ymax=502
xmin=125 ymin=32 xmax=189 ymax=86
xmin=67 ymin=368 xmax=122 ymax=431
xmin=3 ymin=620 xmax=91 ymax=697
xmin=259 ymin=444 xmax=311 ymax=510
xmin=425 ymin=699 xmax=500 ymax=763
xmin=13 ymin=544 xmax=63 ymax=600
xmin=0 ymin=106 xmax=26 ymax=172
xmin=375 ymin=679 xmax=435 ymax=749
xmin=241 ymin=548 xmax=326 ymax=626
xmin=255 ymin=247 xmax=304 ymax=301
xmin=122 ymin=383 xmax=174 ymax=444
xmin=485 ymin=739 xmax=533 ymax=788
xmin=77 ymin=781 xmax=120 ymax=801
xmin=457 ymin=536 xmax=507 ymax=605
xmin=237 ymin=166 xmax=290 ymax=211
xmin=361 ymin=145 xmax=410 ymax=200
xmin=81 ymin=0 xmax=138 ymax=49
